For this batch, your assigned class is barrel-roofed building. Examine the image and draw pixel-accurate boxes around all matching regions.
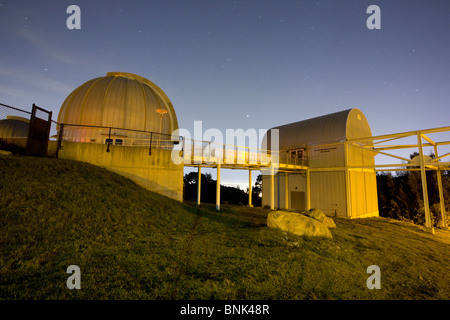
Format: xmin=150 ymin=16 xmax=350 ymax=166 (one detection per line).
xmin=262 ymin=108 xmax=379 ymax=218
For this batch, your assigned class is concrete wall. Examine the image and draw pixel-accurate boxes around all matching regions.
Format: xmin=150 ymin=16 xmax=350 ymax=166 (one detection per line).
xmin=0 ymin=138 xmax=59 ymax=158
xmin=59 ymin=142 xmax=184 ymax=201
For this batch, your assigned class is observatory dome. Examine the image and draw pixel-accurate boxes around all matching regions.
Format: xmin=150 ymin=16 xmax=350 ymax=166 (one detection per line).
xmin=57 ymin=72 xmax=178 ymax=144
xmin=0 ymin=116 xmax=29 ymax=139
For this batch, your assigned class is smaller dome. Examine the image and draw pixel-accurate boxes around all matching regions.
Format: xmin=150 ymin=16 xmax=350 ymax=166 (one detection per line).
xmin=0 ymin=116 xmax=30 ymax=138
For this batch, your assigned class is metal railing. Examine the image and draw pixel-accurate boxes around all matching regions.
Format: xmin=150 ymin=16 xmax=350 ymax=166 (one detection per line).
xmin=179 ymin=138 xmax=278 ymax=167
xmin=57 ymin=123 xmax=183 ymax=154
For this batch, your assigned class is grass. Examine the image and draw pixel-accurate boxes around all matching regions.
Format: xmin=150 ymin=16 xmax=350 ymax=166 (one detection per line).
xmin=1 ymin=155 xmax=450 ymax=300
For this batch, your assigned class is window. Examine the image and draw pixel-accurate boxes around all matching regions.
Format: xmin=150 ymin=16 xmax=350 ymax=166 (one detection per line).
xmin=115 ymin=139 xmax=123 ymax=146
xmin=289 ymin=149 xmax=305 ymax=165
xmin=105 ymin=138 xmax=113 ymax=144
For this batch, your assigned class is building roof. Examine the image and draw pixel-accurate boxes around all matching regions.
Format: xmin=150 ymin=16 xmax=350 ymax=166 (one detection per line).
xmin=57 ymin=72 xmax=178 ymax=135
xmin=0 ymin=116 xmax=30 ymax=138
xmin=267 ymin=108 xmax=372 ymax=150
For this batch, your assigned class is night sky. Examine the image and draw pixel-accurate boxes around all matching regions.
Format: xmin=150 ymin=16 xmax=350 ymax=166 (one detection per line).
xmin=1 ymin=0 xmax=449 ymax=187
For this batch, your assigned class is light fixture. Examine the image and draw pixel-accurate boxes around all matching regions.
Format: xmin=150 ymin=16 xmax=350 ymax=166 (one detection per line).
xmin=155 ymin=109 xmax=168 ymax=148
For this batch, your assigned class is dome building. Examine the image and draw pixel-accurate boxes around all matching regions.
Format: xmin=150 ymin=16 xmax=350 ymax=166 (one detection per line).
xmin=58 ymin=72 xmax=179 ymax=146
xmin=57 ymin=72 xmax=183 ymax=201
xmin=0 ymin=116 xmax=30 ymax=139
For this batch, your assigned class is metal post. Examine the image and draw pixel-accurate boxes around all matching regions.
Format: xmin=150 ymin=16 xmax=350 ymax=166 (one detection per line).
xmin=306 ymin=168 xmax=311 ymax=210
xmin=434 ymin=145 xmax=448 ymax=229
xmin=216 ymin=163 xmax=221 ymax=211
xmin=270 ymin=165 xmax=275 ymax=210
xmin=248 ymin=170 xmax=253 ymax=207
xmin=56 ymin=123 xmax=64 ymax=158
xmin=149 ymin=132 xmax=153 ymax=155
xmin=223 ymin=145 xmax=226 ymax=164
xmin=181 ymin=136 xmax=185 ymax=159
xmin=417 ymin=132 xmax=434 ymax=233
xmin=197 ymin=166 xmax=202 ymax=206
xmin=107 ymin=127 xmax=111 ymax=152
xmin=159 ymin=114 xmax=163 ymax=148
xmin=284 ymin=172 xmax=289 ymax=210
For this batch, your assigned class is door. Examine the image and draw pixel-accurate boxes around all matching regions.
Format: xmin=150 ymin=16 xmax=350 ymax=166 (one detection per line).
xmin=290 ymin=191 xmax=305 ymax=210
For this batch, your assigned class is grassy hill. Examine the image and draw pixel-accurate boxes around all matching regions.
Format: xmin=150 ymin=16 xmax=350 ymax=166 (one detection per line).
xmin=1 ymin=155 xmax=450 ymax=300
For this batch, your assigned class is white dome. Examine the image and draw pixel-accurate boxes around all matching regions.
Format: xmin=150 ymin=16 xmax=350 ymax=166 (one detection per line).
xmin=58 ymin=72 xmax=178 ymax=144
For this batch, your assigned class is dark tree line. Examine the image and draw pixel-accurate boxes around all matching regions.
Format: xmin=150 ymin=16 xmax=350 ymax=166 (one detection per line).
xmin=376 ymin=153 xmax=450 ymax=226
xmin=183 ymin=171 xmax=262 ymax=206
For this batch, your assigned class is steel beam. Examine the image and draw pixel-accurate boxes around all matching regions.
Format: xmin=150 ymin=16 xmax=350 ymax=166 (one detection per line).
xmin=417 ymin=132 xmax=434 ymax=233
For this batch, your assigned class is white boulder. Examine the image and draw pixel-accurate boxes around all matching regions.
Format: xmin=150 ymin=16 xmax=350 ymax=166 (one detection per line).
xmin=267 ymin=210 xmax=333 ymax=239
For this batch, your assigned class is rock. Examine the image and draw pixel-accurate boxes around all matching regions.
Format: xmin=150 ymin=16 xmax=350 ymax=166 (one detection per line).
xmin=306 ymin=208 xmax=336 ymax=228
xmin=0 ymin=150 xmax=12 ymax=156
xmin=267 ymin=210 xmax=333 ymax=238
xmin=322 ymin=216 xmax=336 ymax=229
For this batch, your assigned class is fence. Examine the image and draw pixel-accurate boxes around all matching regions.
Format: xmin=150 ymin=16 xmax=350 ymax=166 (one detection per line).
xmin=2 ymin=102 xmax=280 ymax=167
xmin=58 ymin=123 xmax=183 ymax=154
xmin=1 ymin=102 xmax=185 ymax=156
xmin=0 ymin=102 xmax=59 ymax=138
xmin=0 ymin=103 xmax=32 ymax=154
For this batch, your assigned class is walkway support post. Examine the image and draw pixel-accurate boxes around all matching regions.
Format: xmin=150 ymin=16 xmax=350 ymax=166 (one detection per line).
xmin=306 ymin=168 xmax=311 ymax=210
xmin=433 ymin=145 xmax=448 ymax=229
xmin=197 ymin=166 xmax=201 ymax=206
xmin=417 ymin=132 xmax=434 ymax=234
xmin=216 ymin=163 xmax=221 ymax=211
xmin=248 ymin=170 xmax=253 ymax=207
xmin=284 ymin=172 xmax=289 ymax=210
xmin=270 ymin=165 xmax=275 ymax=210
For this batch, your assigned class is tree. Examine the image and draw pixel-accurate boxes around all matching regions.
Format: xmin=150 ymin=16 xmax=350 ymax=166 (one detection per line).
xmin=376 ymin=152 xmax=449 ymax=226
xmin=251 ymin=174 xmax=262 ymax=207
xmin=183 ymin=172 xmax=247 ymax=205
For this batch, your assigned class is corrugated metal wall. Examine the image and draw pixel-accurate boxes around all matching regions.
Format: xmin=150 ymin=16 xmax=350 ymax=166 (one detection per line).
xmin=309 ymin=144 xmax=344 ymax=168
xmin=311 ymin=171 xmax=347 ymax=216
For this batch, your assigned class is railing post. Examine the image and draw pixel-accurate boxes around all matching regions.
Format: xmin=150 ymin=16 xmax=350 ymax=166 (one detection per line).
xmin=106 ymin=127 xmax=112 ymax=152
xmin=56 ymin=123 xmax=64 ymax=158
xmin=223 ymin=145 xmax=226 ymax=164
xmin=149 ymin=132 xmax=153 ymax=155
xmin=180 ymin=136 xmax=185 ymax=158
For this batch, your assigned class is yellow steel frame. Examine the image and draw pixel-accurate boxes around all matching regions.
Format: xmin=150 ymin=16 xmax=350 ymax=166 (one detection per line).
xmin=183 ymin=126 xmax=449 ymax=233
xmin=348 ymin=126 xmax=450 ymax=232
